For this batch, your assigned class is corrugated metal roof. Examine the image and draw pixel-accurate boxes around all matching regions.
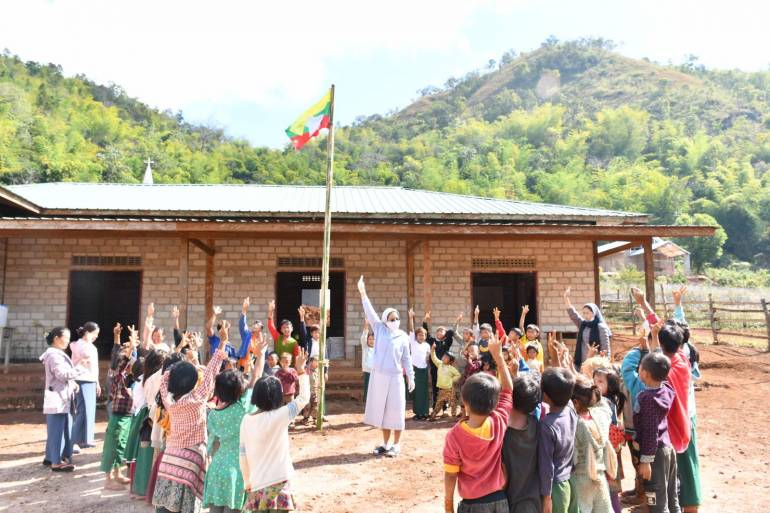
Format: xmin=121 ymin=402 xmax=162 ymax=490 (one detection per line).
xmin=5 ymin=183 xmax=646 ymax=221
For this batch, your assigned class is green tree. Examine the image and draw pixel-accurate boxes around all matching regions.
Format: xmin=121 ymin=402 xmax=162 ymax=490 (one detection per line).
xmin=675 ymin=213 xmax=727 ymax=272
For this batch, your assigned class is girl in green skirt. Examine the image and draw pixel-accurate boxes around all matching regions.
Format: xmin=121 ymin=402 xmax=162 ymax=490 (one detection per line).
xmin=408 ymin=309 xmax=431 ymax=420
xmin=100 ymin=341 xmax=135 ymax=490
xmin=127 ymin=349 xmax=166 ymax=497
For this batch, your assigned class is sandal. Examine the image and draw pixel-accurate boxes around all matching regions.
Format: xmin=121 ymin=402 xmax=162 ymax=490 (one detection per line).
xmin=51 ymin=464 xmax=75 ymax=472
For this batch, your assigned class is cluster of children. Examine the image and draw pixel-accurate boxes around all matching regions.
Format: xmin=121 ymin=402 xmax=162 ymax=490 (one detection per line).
xmin=442 ymin=285 xmax=702 ymax=513
xmin=42 ymin=297 xmax=330 ymax=513
xmin=40 ymin=284 xmax=701 ymax=513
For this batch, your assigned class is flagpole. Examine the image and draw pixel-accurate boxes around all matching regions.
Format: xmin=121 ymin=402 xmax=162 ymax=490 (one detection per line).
xmin=317 ymin=84 xmax=334 ymax=431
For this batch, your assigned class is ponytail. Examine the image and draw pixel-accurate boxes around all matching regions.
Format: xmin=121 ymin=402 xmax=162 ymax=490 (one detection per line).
xmin=46 ymin=326 xmax=69 ymax=345
xmin=76 ymin=321 xmax=99 ymax=338
xmin=572 ymin=374 xmax=601 ymax=409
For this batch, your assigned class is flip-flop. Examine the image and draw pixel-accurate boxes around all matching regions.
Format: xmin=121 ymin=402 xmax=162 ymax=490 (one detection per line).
xmin=51 ymin=464 xmax=75 ymax=472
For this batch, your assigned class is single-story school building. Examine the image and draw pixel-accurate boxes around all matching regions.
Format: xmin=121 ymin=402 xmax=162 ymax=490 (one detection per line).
xmin=0 ymin=182 xmax=713 ymax=362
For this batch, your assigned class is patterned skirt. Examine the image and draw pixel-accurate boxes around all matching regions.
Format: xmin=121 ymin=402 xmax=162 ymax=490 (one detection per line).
xmin=152 ymin=445 xmax=208 ymax=512
xmin=243 ymin=481 xmax=296 ymax=512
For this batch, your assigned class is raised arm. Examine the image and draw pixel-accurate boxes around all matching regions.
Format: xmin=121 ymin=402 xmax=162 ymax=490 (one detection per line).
xmin=358 ymin=276 xmax=380 ymax=328
xmin=206 ymin=305 xmax=221 ymax=338
xmin=631 ymin=287 xmax=655 ymax=318
xmin=493 ymin=307 xmax=506 ymax=342
xmin=191 ymin=321 xmax=228 ymax=402
xmin=247 ymin=335 xmax=269 ymax=389
xmin=519 ymin=305 xmax=529 ymax=332
xmin=472 ymin=305 xmax=480 ymax=341
xmin=267 ymin=300 xmax=280 ymax=342
xmin=489 ymin=333 xmax=512 ymax=392
xmin=239 ymin=297 xmax=251 ymax=348
xmin=360 ymin=320 xmax=370 ymax=348
xmin=297 ymin=306 xmax=310 ymax=351
xmin=672 ymin=285 xmax=688 ymax=324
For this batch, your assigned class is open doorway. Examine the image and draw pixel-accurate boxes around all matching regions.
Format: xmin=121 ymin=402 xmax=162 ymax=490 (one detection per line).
xmin=275 ymin=271 xmax=346 ymax=357
xmin=67 ymin=270 xmax=142 ymax=359
xmin=471 ymin=273 xmax=537 ymax=334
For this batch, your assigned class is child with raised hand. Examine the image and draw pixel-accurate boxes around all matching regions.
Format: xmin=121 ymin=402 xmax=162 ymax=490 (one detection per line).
xmin=502 ymin=372 xmax=542 ymax=513
xmin=538 ymin=364 xmax=578 ymax=513
xmin=519 ymin=304 xmax=544 ymax=367
xmin=571 ymin=374 xmax=615 ymax=513
xmin=360 ymin=319 xmax=375 ymax=403
xmin=408 ymin=308 xmax=431 ymax=420
xmin=203 ymin=334 xmax=266 ymax=513
xmin=100 ymin=328 xmax=137 ymax=490
xmin=151 ymin=321 xmax=229 ymax=513
xmin=430 ymin=341 xmax=462 ymax=421
xmin=267 ymin=300 xmax=300 ymax=364
xmin=634 ymin=352 xmax=680 ymax=513
xmin=443 ymin=333 xmax=513 ymax=513
xmin=240 ymin=348 xmax=309 ymax=512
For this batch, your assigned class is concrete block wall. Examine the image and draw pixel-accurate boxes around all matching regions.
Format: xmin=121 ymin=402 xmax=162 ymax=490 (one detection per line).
xmin=411 ymin=239 xmax=596 ymax=333
xmin=4 ymin=236 xmax=595 ymax=360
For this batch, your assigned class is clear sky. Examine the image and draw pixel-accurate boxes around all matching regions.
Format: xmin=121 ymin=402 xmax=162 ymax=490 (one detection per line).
xmin=1 ymin=0 xmax=767 ymax=148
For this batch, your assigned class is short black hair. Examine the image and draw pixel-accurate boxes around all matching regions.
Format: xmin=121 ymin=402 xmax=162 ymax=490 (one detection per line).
xmin=143 ymin=349 xmax=166 ymax=379
xmin=215 ymin=370 xmax=246 ymax=404
xmin=167 ymin=361 xmax=198 ymax=400
xmin=541 ymin=368 xmax=576 ymax=407
xmin=252 ymin=375 xmax=284 ymax=411
xmin=280 ymin=319 xmax=292 ymax=328
xmin=658 ymin=324 xmax=684 ymax=354
xmin=444 ymin=351 xmax=456 ymax=363
xmin=131 ymin=357 xmax=144 ymax=379
xmin=308 ymin=325 xmax=320 ymax=335
xmin=641 ymin=352 xmax=671 ymax=382
xmin=461 ymin=373 xmax=501 ymax=416
xmin=162 ymin=352 xmax=184 ymax=372
xmin=480 ymin=352 xmax=497 ymax=370
xmin=512 ymin=375 xmax=540 ymax=414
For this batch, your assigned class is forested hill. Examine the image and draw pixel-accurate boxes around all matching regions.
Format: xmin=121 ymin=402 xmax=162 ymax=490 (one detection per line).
xmin=0 ymin=39 xmax=769 ymax=269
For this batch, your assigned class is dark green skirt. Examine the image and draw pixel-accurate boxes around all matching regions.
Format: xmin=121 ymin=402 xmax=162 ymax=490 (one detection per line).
xmin=413 ymin=367 xmax=430 ymax=416
xmin=131 ymin=443 xmax=154 ymax=496
xmin=124 ymin=406 xmax=148 ymax=462
xmin=676 ymin=416 xmax=702 ymax=507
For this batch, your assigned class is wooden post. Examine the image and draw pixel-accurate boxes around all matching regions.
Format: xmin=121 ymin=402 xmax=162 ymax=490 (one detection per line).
xmin=643 ymin=238 xmax=655 ymax=311
xmin=659 ymin=282 xmax=668 ymax=318
xmin=709 ymin=294 xmax=719 ymax=345
xmin=317 ymin=85 xmax=335 ymax=431
xmin=630 ymin=290 xmax=638 ymax=336
xmin=179 ymin=238 xmax=189 ymax=329
xmin=592 ymin=241 xmax=601 ymax=306
xmin=406 ymin=242 xmax=416 ymax=313
xmin=422 ymin=241 xmax=432 ymax=313
xmin=204 ymin=239 xmax=215 ymax=359
xmin=761 ymin=299 xmax=770 ymax=352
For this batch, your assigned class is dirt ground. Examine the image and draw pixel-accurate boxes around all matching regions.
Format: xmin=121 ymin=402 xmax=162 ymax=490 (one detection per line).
xmin=1 ymin=343 xmax=769 ymax=513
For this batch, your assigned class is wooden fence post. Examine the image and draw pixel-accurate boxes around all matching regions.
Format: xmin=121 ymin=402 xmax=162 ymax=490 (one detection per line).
xmin=630 ymin=290 xmax=638 ymax=335
xmin=659 ymin=282 xmax=668 ymax=318
xmin=761 ymin=299 xmax=770 ymax=353
xmin=709 ymin=294 xmax=719 ymax=345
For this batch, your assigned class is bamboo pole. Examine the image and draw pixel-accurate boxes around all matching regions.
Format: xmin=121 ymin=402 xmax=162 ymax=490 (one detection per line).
xmin=317 ymin=85 xmax=335 ymax=431
xmin=761 ymin=299 xmax=770 ymax=353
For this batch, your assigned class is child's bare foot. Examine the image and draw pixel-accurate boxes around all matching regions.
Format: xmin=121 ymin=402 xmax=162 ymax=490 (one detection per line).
xmin=104 ymin=480 xmax=125 ymax=491
xmin=114 ymin=474 xmax=130 ymax=485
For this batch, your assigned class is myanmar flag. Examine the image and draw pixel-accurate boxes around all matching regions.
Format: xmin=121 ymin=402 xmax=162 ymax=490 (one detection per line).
xmin=285 ymin=90 xmax=332 ymax=150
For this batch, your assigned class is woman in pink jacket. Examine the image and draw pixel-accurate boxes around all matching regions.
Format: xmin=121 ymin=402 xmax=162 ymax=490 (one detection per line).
xmin=40 ymin=327 xmax=90 ymax=471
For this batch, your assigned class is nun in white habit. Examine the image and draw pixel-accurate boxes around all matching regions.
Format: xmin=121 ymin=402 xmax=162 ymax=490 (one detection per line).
xmin=357 ymin=275 xmax=414 ymax=458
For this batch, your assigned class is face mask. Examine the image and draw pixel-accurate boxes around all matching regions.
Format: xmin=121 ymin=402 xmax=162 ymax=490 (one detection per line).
xmin=386 ymin=319 xmax=400 ymax=332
